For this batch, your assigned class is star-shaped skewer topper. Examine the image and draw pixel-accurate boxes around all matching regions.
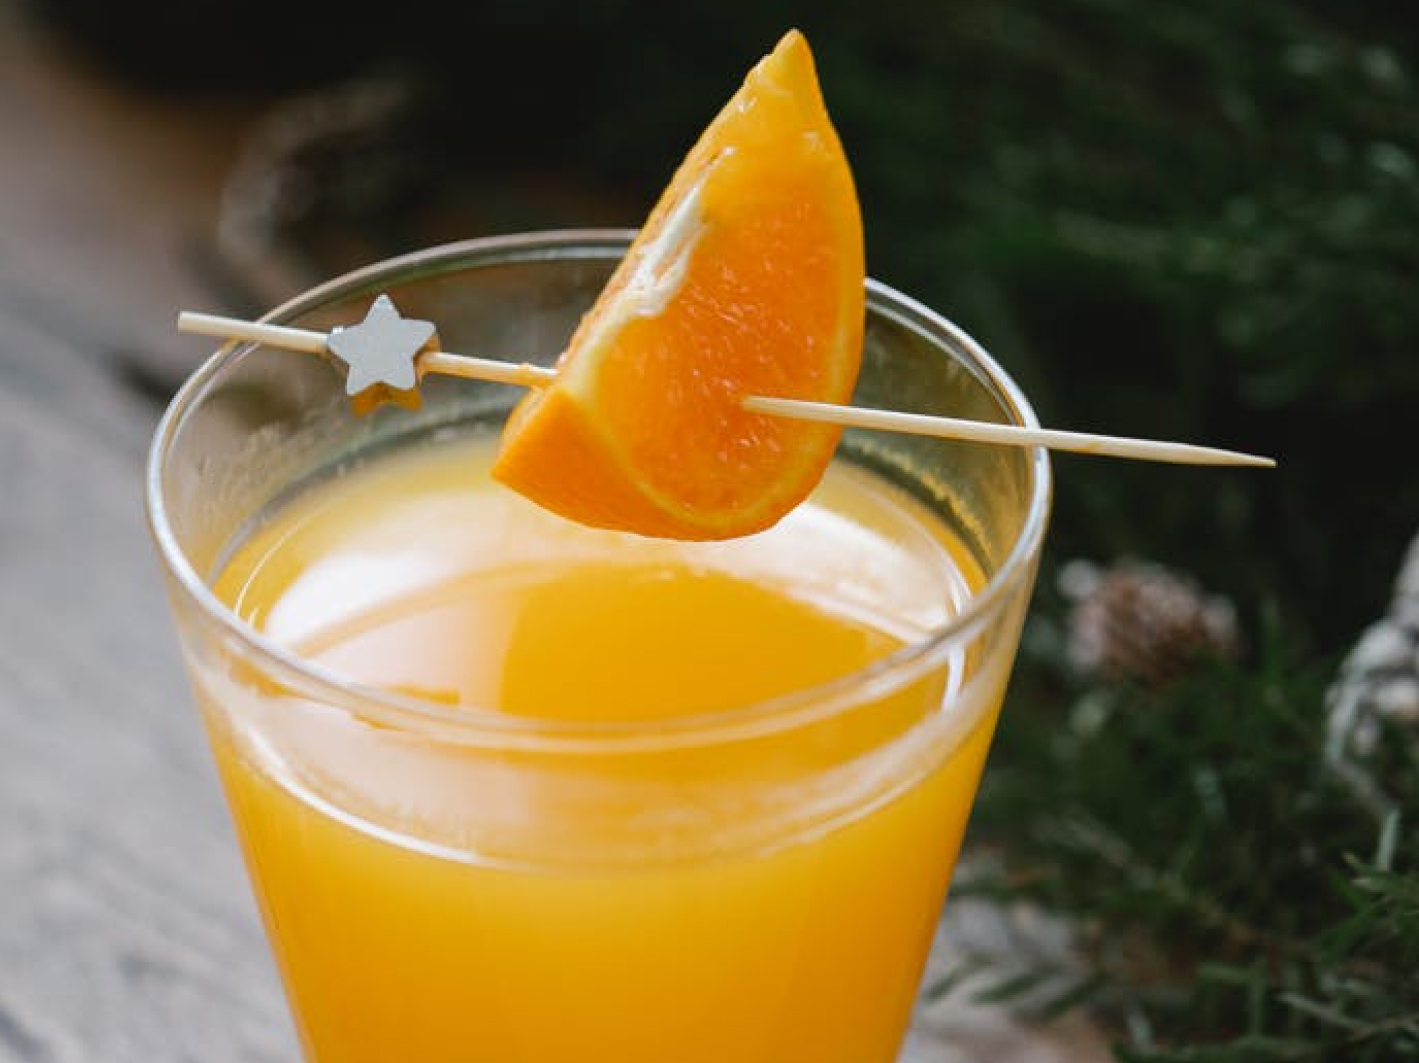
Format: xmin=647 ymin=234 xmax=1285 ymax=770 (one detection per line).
xmin=325 ymin=294 xmax=438 ymax=412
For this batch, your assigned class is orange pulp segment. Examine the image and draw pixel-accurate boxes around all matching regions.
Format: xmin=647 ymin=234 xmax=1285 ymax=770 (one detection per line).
xmin=492 ymin=29 xmax=864 ymax=540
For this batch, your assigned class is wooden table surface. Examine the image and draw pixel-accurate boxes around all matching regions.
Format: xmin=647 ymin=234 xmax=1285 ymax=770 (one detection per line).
xmin=0 ymin=7 xmax=1109 ymax=1061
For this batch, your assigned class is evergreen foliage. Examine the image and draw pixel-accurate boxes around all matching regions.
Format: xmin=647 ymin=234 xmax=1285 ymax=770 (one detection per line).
xmin=960 ymin=614 xmax=1419 ymax=1059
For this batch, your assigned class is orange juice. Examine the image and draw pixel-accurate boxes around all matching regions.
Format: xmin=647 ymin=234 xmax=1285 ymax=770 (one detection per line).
xmin=197 ymin=432 xmax=1012 ymax=1063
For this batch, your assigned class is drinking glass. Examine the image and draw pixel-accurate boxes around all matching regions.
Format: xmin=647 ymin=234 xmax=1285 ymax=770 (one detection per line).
xmin=146 ymin=231 xmax=1051 ymax=1063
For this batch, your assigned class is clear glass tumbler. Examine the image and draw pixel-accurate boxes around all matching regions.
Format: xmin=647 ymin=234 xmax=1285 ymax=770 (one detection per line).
xmin=146 ymin=231 xmax=1050 ymax=1063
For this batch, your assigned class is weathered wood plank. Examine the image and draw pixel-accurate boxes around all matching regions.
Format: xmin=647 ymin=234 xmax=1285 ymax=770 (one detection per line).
xmin=0 ymin=381 xmax=298 ymax=1063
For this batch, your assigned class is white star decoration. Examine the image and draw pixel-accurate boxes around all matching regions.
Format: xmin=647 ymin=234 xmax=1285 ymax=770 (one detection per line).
xmin=326 ymin=295 xmax=437 ymax=399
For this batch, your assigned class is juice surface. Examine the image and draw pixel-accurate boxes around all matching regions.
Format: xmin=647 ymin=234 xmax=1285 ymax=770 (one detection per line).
xmin=203 ymin=433 xmax=1007 ymax=1063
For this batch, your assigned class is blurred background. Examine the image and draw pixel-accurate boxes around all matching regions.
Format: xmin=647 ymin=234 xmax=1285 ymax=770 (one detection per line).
xmin=2 ymin=0 xmax=1415 ymax=1059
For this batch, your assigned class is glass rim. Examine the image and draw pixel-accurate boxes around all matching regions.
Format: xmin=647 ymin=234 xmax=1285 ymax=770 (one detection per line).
xmin=145 ymin=229 xmax=1052 ymax=752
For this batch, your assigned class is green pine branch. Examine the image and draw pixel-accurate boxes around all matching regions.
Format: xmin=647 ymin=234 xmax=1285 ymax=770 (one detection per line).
xmin=960 ymin=612 xmax=1419 ymax=1061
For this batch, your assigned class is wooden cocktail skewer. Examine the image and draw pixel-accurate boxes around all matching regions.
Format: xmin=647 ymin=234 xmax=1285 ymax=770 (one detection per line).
xmin=177 ymin=304 xmax=1275 ymax=469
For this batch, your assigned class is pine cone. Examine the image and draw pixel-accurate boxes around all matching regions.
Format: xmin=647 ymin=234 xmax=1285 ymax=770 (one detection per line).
xmin=1059 ymin=559 xmax=1240 ymax=687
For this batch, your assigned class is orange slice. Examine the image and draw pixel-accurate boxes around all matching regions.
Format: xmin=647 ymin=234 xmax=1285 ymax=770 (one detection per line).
xmin=492 ymin=29 xmax=864 ymax=540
